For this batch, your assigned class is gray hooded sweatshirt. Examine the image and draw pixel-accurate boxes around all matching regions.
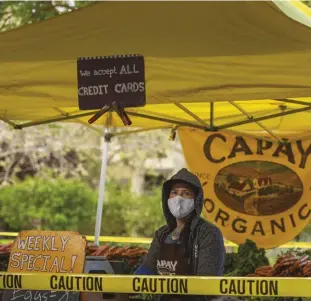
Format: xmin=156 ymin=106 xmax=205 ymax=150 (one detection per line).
xmin=137 ymin=168 xmax=226 ymax=300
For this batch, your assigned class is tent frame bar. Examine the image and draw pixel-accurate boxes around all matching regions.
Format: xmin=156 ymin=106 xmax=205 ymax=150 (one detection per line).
xmin=228 ymin=101 xmax=282 ymax=142
xmin=174 ymin=102 xmax=208 ymax=127
xmin=0 ymin=116 xmax=18 ymax=128
xmin=11 ymin=110 xmax=99 ymax=129
xmin=275 ymin=98 xmax=311 ymax=106
xmin=51 ymin=107 xmax=106 ymax=135
xmin=217 ymin=103 xmax=311 ymax=131
xmin=110 ymin=126 xmax=171 ymax=137
xmin=125 ymin=111 xmax=209 ymax=130
xmin=2 ymin=99 xmax=310 ymax=137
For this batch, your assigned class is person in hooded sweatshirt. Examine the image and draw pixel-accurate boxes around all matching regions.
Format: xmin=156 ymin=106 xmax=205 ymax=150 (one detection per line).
xmin=134 ymin=168 xmax=226 ymax=301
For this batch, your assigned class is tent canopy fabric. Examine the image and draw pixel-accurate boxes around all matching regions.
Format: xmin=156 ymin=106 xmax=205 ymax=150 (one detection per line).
xmin=0 ymin=1 xmax=311 ymax=138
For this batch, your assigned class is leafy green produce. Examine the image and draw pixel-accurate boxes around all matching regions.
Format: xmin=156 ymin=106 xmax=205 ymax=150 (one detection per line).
xmin=224 ymin=239 xmax=269 ymax=276
xmin=224 ymin=252 xmax=238 ymax=275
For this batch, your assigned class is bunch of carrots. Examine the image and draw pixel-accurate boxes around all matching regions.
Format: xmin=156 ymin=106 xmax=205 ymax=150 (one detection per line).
xmin=248 ymin=253 xmax=311 ymax=277
xmin=0 ymin=242 xmax=13 ymax=254
xmin=87 ymin=243 xmax=147 ymax=260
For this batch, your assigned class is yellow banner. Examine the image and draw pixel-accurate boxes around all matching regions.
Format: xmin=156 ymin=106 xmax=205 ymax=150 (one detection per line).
xmin=179 ymin=128 xmax=311 ymax=249
xmin=0 ymin=272 xmax=311 ymax=297
xmin=8 ymin=231 xmax=86 ymax=273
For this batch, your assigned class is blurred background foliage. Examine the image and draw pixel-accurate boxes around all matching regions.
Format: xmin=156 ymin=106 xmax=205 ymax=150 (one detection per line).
xmin=0 ymin=173 xmax=165 ymax=237
xmin=0 ymin=0 xmax=310 ymax=32
xmin=0 ymin=121 xmax=171 ymax=236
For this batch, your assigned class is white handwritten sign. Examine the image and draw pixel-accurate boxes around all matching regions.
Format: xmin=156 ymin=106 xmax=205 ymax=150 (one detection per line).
xmin=77 ymin=54 xmax=146 ymax=110
xmin=3 ymin=290 xmax=80 ymax=301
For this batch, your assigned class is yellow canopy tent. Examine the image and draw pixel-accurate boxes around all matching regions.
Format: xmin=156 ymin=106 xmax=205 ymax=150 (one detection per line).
xmin=0 ymin=1 xmax=311 ymax=135
xmin=0 ymin=0 xmax=310 ymax=243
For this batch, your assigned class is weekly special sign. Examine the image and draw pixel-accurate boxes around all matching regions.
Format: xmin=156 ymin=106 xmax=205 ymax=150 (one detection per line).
xmin=179 ymin=128 xmax=311 ymax=249
xmin=8 ymin=231 xmax=86 ymax=273
xmin=3 ymin=231 xmax=85 ymax=301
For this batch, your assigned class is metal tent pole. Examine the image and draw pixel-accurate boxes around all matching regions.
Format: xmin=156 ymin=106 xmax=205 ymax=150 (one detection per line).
xmin=94 ymin=128 xmax=111 ymax=245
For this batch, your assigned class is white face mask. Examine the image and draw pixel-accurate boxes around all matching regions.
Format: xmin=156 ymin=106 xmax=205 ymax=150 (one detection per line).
xmin=168 ymin=196 xmax=195 ymax=219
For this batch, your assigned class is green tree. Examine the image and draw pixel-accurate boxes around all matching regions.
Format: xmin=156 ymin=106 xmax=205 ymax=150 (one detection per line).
xmin=0 ymin=1 xmax=91 ymax=32
xmin=0 ymin=176 xmax=97 ymax=231
xmin=0 ymin=0 xmax=310 ymax=33
xmin=124 ymin=188 xmax=165 ymax=237
xmin=1 ymin=0 xmax=309 ymax=33
xmin=0 ymin=177 xmax=166 ymax=237
xmin=0 ymin=122 xmax=102 ymax=187
xmin=0 ymin=121 xmax=177 ymax=190
xmin=92 ymin=183 xmax=165 ymax=237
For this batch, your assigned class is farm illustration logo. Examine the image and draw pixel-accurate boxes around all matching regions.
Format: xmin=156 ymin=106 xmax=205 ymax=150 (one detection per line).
xmin=179 ymin=128 xmax=311 ymax=249
xmin=214 ymin=161 xmax=303 ymax=216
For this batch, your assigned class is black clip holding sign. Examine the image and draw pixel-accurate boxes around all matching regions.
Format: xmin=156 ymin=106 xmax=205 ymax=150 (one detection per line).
xmin=86 ymin=102 xmax=132 ymax=126
xmin=111 ymin=101 xmax=132 ymax=126
xmin=77 ymin=54 xmax=146 ymax=126
xmin=87 ymin=105 xmax=110 ymax=125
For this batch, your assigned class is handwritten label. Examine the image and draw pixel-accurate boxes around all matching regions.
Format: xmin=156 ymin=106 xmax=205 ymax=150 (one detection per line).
xmin=77 ymin=55 xmax=146 ymax=110
xmin=3 ymin=290 xmax=79 ymax=301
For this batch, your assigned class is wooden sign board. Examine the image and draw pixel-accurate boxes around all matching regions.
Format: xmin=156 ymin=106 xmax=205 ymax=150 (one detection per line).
xmin=7 ymin=231 xmax=85 ymax=273
xmin=3 ymin=231 xmax=86 ymax=301
xmin=77 ymin=54 xmax=146 ymax=110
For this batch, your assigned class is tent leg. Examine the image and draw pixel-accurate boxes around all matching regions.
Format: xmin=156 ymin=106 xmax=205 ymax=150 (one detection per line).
xmin=94 ymin=129 xmax=111 ymax=246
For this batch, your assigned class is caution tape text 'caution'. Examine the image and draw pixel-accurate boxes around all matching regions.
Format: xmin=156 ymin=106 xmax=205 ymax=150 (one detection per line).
xmin=1 ymin=272 xmax=311 ymax=297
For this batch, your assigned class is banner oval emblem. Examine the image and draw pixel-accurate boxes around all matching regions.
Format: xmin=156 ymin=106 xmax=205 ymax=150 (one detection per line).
xmin=214 ymin=160 xmax=303 ymax=216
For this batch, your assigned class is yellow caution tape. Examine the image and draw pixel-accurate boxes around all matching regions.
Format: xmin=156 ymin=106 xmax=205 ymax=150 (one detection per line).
xmin=85 ymin=235 xmax=153 ymax=244
xmin=0 ymin=272 xmax=311 ymax=297
xmin=0 ymin=232 xmax=19 ymax=237
xmin=1 ymin=232 xmax=311 ymax=248
xmin=0 ymin=233 xmax=153 ymax=245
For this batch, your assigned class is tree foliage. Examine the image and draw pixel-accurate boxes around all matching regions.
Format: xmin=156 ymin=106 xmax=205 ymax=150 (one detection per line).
xmin=0 ymin=176 xmax=97 ymax=232
xmin=0 ymin=121 xmax=174 ymax=236
xmin=0 ymin=176 xmax=165 ymax=237
xmin=96 ymin=182 xmax=165 ymax=237
xmin=0 ymin=122 xmax=178 ymax=188
xmin=0 ymin=0 xmax=310 ymax=33
xmin=0 ymin=122 xmax=103 ymax=187
xmin=1 ymin=0 xmax=309 ymax=33
xmin=0 ymin=1 xmax=91 ymax=32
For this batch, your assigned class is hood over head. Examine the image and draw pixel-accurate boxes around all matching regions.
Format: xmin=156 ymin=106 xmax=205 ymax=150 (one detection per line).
xmin=162 ymin=168 xmax=204 ymax=231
